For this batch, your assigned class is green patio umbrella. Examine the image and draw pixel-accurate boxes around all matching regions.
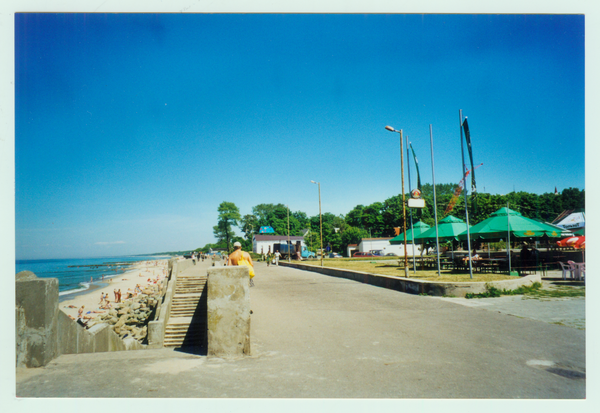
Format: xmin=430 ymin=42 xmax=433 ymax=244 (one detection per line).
xmin=574 ymin=227 xmax=585 ymax=236
xmin=390 ymin=221 xmax=430 ymax=244
xmin=530 ymin=218 xmax=574 ymax=238
xmin=457 ymin=207 xmax=566 ymax=242
xmin=414 ymin=215 xmax=470 ymax=244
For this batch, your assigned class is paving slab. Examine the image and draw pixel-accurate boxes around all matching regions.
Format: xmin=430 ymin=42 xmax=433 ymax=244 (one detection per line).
xmin=15 ymin=260 xmax=586 ymax=400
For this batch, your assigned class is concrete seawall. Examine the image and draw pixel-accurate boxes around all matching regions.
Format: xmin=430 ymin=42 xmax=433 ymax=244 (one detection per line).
xmin=280 ymin=261 xmax=541 ymax=297
xmin=16 ymin=270 xmax=145 ymax=368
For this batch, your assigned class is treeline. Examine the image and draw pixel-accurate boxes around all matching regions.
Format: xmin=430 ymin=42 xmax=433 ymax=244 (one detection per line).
xmin=200 ymin=186 xmax=585 ymax=255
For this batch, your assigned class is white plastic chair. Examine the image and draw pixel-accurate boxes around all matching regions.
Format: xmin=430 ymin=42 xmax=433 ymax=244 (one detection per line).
xmin=558 ymin=261 xmax=573 ymax=280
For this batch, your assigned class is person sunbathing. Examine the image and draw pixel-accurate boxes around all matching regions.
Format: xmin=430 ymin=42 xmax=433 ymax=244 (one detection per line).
xmin=64 ymin=305 xmax=77 ymax=308
xmin=78 ymin=306 xmax=85 ymax=318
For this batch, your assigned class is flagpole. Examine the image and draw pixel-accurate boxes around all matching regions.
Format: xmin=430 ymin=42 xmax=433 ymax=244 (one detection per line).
xmin=429 ymin=124 xmax=441 ymax=277
xmin=459 ymin=109 xmax=474 ymax=279
xmin=507 ymin=201 xmax=512 ymax=273
xmin=406 ymin=134 xmax=416 ymax=275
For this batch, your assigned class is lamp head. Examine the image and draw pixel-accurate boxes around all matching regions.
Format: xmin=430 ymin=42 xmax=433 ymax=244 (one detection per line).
xmin=385 ymin=126 xmax=396 ymax=132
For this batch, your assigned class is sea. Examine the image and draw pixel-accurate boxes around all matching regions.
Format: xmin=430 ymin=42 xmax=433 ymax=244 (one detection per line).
xmin=15 ymin=255 xmax=171 ymax=299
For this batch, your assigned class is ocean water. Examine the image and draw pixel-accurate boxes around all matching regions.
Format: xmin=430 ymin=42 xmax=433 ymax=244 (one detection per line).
xmin=16 ymin=256 xmax=170 ymax=297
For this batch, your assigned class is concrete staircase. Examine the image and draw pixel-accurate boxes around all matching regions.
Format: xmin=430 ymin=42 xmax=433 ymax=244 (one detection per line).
xmin=163 ymin=273 xmax=207 ymax=348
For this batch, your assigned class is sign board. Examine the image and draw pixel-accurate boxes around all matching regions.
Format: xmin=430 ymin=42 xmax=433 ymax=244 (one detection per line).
xmin=408 ymin=198 xmax=426 ymax=208
xmin=411 ymin=188 xmax=422 ymax=198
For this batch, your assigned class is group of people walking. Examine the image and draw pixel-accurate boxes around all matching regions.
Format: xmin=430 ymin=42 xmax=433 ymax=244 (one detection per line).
xmin=261 ymin=251 xmax=281 ymax=266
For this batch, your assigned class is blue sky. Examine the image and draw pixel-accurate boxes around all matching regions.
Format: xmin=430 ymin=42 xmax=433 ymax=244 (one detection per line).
xmin=13 ymin=12 xmax=585 ymax=259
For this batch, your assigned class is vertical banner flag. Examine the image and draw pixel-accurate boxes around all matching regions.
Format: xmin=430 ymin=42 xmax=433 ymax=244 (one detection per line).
xmin=462 ymin=118 xmax=477 ymax=214
xmin=445 ymin=163 xmax=483 ymax=216
xmin=409 ymin=143 xmax=421 ymax=190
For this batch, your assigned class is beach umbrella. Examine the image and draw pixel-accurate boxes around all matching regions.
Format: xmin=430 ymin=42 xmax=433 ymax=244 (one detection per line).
xmin=457 ymin=207 xmax=565 ymax=242
xmin=574 ymin=227 xmax=585 ymax=236
xmin=259 ymin=226 xmax=275 ymax=234
xmin=389 ymin=221 xmax=430 ymax=244
xmin=556 ymin=235 xmax=585 ymax=249
xmin=415 ymin=215 xmax=471 ymax=244
xmin=558 ymin=235 xmax=585 ymax=262
xmin=557 ymin=236 xmax=579 ymax=247
xmin=530 ymin=219 xmax=574 ymax=237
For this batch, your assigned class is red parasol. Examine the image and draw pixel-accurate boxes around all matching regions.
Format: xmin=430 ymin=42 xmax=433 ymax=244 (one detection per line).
xmin=573 ymin=236 xmax=585 ymax=249
xmin=556 ymin=236 xmax=584 ymax=248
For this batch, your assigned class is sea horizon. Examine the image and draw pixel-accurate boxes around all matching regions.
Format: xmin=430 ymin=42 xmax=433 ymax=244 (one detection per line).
xmin=15 ymin=255 xmax=171 ymax=298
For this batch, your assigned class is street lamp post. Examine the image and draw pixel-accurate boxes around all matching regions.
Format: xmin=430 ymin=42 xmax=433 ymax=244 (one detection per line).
xmin=385 ymin=125 xmax=409 ymax=278
xmin=311 ymin=180 xmax=324 ymax=267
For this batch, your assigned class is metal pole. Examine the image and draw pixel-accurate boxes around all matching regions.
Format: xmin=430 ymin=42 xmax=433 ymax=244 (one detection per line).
xmin=430 ymin=124 xmax=441 ymax=277
xmin=400 ymin=130 xmax=409 ymax=277
xmin=459 ymin=110 xmax=474 ymax=279
xmin=507 ymin=201 xmax=512 ymax=273
xmin=406 ymin=134 xmax=416 ymax=275
xmin=287 ymin=205 xmax=291 ymax=262
xmin=319 ymin=182 xmax=323 ymax=267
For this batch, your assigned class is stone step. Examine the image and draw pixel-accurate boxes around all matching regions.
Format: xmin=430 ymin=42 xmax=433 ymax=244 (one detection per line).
xmin=171 ymin=300 xmax=200 ymax=307
xmin=164 ymin=331 xmax=204 ymax=339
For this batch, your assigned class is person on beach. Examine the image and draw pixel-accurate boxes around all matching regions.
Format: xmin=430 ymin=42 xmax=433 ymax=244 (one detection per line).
xmin=228 ymin=242 xmax=255 ymax=286
xmin=78 ymin=306 xmax=85 ymax=319
xmin=114 ymin=289 xmax=118 ymax=302
xmin=117 ymin=289 xmax=122 ymax=303
xmin=266 ymin=252 xmax=272 ymax=267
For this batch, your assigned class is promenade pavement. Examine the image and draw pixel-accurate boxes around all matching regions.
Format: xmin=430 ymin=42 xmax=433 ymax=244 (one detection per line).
xmin=15 ymin=259 xmax=586 ymax=400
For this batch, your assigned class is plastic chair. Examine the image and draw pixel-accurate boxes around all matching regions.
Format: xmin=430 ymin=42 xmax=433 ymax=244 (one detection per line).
xmin=558 ymin=261 xmax=573 ymax=280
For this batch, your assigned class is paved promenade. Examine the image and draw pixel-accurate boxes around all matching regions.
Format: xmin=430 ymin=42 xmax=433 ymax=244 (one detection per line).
xmin=15 ymin=259 xmax=586 ymax=400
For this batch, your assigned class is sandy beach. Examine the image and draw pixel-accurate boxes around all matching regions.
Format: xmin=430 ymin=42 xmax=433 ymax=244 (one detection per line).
xmin=59 ymin=259 xmax=169 ymax=322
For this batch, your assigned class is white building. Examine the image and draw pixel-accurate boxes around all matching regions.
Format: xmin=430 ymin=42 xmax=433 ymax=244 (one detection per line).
xmin=358 ymin=237 xmax=393 ymax=253
xmin=252 ymin=234 xmax=306 ymax=254
xmin=357 ymin=237 xmax=420 ymax=256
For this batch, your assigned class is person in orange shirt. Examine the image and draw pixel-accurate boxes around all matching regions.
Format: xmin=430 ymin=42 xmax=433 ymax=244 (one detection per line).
xmin=228 ymin=242 xmax=255 ymax=286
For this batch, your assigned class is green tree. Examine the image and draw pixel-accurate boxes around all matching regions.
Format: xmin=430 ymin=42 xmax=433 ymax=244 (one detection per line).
xmin=251 ymin=203 xmax=306 ymax=236
xmin=213 ymin=201 xmax=241 ymax=253
xmin=340 ymin=226 xmax=369 ymax=255
xmin=240 ymin=214 xmax=259 ymax=240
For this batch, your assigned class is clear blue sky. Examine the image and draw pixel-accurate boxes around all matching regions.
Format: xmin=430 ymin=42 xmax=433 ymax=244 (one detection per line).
xmin=14 ymin=13 xmax=585 ymax=259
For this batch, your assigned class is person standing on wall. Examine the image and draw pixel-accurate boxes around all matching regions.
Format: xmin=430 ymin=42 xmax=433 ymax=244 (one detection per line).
xmin=228 ymin=241 xmax=256 ymax=286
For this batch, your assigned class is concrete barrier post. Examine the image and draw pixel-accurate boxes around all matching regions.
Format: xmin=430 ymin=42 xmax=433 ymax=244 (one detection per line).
xmin=206 ymin=266 xmax=251 ymax=358
xmin=16 ymin=271 xmax=59 ymax=368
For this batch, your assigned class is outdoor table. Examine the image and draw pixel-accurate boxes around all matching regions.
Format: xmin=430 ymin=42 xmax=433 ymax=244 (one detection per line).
xmin=571 ymin=262 xmax=585 ymax=280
